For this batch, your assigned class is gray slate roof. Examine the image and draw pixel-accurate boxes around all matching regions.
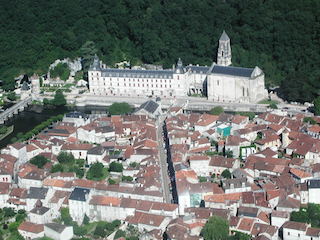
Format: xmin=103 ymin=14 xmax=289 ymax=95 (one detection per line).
xmin=308 ymin=179 xmax=320 ymax=189
xmin=186 ymin=65 xmax=210 ymax=74
xmin=27 ymin=187 xmax=49 ymax=199
xmin=101 ymin=68 xmax=173 ymax=79
xmin=45 ymin=223 xmax=67 ymax=233
xmin=65 ymin=111 xmax=87 ymax=119
xmin=30 ymin=206 xmax=50 ymax=215
xmin=88 ymin=146 xmax=105 ymax=155
xmin=69 ymin=187 xmax=90 ymax=202
xmin=136 ymin=100 xmax=159 ymax=114
xmin=211 ymin=65 xmax=254 ymax=78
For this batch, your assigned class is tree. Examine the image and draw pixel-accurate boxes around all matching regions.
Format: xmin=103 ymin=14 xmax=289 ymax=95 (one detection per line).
xmin=79 ymin=41 xmax=98 ymax=71
xmin=50 ymin=63 xmax=70 ymax=81
xmin=30 ymin=155 xmax=50 ymax=169
xmin=303 ymin=117 xmax=317 ymax=125
xmin=94 ymin=222 xmax=107 ymax=238
xmin=57 ymin=152 xmax=75 ymax=165
xmin=269 ymin=103 xmax=278 ymax=109
xmin=198 ymin=176 xmax=207 ymax=182
xmin=314 ymin=96 xmax=320 ymax=116
xmin=3 ymin=207 xmax=16 ymax=218
xmin=209 ymin=106 xmax=224 ymax=115
xmin=122 ymin=175 xmax=133 ymax=182
xmin=225 ymin=150 xmax=234 ymax=158
xmin=201 ymin=215 xmax=229 ymax=240
xmin=87 ymin=162 xmax=106 ymax=180
xmin=221 ymin=169 xmax=231 ymax=179
xmin=108 ymin=102 xmax=133 ymax=115
xmin=82 ymin=214 xmax=90 ymax=225
xmin=6 ymin=92 xmax=17 ymax=101
xmin=51 ymin=163 xmax=64 ymax=173
xmin=109 ymin=162 xmax=123 ymax=172
xmin=114 ymin=230 xmax=126 ymax=239
xmin=60 ymin=208 xmax=73 ymax=226
xmin=52 ymin=90 xmax=66 ymax=107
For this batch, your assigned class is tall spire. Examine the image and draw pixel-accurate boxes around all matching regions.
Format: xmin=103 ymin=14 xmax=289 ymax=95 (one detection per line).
xmin=90 ymin=54 xmax=101 ymax=71
xmin=217 ymin=30 xmax=232 ymax=66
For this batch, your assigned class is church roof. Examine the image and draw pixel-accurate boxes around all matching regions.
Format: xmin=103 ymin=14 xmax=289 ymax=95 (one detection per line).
xmin=135 ymin=100 xmax=159 ymax=114
xmin=211 ymin=65 xmax=254 ymax=78
xmin=220 ymin=30 xmax=230 ymax=41
xmin=186 ymin=65 xmax=210 ymax=74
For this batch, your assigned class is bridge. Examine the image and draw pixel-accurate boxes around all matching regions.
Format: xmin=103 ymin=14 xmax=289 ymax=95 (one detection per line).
xmin=0 ymin=97 xmax=32 ymax=124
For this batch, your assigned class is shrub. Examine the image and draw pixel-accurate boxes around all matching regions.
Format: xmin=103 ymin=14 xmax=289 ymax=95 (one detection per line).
xmin=109 ymin=162 xmax=123 ymax=172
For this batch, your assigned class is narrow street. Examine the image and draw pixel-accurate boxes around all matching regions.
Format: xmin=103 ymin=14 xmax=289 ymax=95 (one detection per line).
xmin=156 ymin=114 xmax=171 ymax=203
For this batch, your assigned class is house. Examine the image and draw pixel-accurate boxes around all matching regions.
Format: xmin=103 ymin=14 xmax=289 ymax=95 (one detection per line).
xmin=44 ymin=223 xmax=74 ymax=240
xmin=209 ymin=156 xmax=240 ymax=177
xmin=0 ymin=183 xmax=11 ymax=206
xmin=194 ymin=114 xmax=219 ymax=133
xmin=87 ymin=146 xmax=107 ymax=165
xmin=221 ymin=178 xmax=251 ymax=194
xmin=289 ymin=168 xmax=312 ymax=183
xmin=68 ymin=187 xmax=91 ymax=224
xmin=282 ymin=221 xmax=308 ymax=240
xmin=63 ymin=111 xmax=89 ymax=127
xmin=29 ymin=204 xmax=52 ymax=224
xmin=18 ymin=221 xmax=44 ymax=239
xmin=307 ymin=125 xmax=320 ymax=139
xmin=225 ymin=135 xmax=251 ymax=158
xmin=26 ymin=187 xmax=51 ymax=211
xmin=306 ymin=227 xmax=320 ymax=240
xmin=126 ymin=211 xmax=170 ymax=232
xmin=271 ymin=210 xmax=290 ymax=228
xmin=61 ymin=143 xmax=93 ymax=159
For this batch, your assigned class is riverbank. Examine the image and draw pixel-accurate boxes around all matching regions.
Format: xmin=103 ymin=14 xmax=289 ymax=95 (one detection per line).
xmin=0 ymin=125 xmax=14 ymax=141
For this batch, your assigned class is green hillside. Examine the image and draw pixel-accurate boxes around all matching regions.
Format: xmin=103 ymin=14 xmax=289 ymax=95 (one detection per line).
xmin=0 ymin=0 xmax=319 ymax=102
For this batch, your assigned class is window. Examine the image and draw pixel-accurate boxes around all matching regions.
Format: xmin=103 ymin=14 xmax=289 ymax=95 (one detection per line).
xmin=288 ymin=232 xmax=290 ymax=236
xmin=217 ymin=80 xmax=219 ymax=86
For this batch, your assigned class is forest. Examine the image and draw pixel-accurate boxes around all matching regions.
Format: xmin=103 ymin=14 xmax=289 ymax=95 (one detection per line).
xmin=0 ymin=0 xmax=319 ymax=103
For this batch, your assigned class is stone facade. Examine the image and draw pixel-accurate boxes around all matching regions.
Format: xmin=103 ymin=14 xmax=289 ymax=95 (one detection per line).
xmin=88 ymin=31 xmax=267 ymax=103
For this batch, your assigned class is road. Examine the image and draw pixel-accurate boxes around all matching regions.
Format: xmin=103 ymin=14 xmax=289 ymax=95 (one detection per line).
xmin=156 ymin=114 xmax=171 ymax=203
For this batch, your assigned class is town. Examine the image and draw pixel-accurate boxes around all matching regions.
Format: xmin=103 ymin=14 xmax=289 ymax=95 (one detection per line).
xmin=0 ymin=97 xmax=320 ymax=240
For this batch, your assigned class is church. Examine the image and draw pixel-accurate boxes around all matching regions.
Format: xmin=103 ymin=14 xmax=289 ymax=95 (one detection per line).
xmin=88 ymin=31 xmax=267 ymax=103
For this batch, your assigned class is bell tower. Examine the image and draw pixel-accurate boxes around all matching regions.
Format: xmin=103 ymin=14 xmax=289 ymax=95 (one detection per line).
xmin=217 ymin=30 xmax=232 ymax=66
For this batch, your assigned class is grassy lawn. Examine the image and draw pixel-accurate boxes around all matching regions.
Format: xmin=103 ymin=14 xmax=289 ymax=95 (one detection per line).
xmin=258 ymin=99 xmax=279 ymax=105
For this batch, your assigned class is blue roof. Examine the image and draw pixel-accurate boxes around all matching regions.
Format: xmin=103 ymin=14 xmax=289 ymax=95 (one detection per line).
xmin=69 ymin=188 xmax=90 ymax=202
xmin=186 ymin=65 xmax=210 ymax=74
xmin=101 ymin=68 xmax=173 ymax=79
xmin=212 ymin=65 xmax=254 ymax=78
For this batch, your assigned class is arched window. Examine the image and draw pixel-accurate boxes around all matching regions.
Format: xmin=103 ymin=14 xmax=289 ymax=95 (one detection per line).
xmin=242 ymin=87 xmax=245 ymax=97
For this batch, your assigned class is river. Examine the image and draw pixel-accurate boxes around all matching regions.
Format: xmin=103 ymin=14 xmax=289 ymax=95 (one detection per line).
xmin=0 ymin=105 xmax=107 ymax=149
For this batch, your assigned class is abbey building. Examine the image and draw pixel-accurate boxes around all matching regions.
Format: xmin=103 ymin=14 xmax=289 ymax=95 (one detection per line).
xmin=88 ymin=31 xmax=267 ymax=103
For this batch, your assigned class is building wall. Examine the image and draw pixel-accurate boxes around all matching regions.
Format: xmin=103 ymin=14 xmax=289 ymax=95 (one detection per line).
xmin=88 ymin=70 xmax=187 ymax=97
xmin=309 ymin=188 xmax=320 ymax=204
xmin=283 ymin=228 xmax=305 ymax=240
xmin=44 ymin=226 xmax=73 ymax=240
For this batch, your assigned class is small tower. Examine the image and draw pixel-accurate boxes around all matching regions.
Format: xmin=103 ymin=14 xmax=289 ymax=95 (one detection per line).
xmin=175 ymin=58 xmax=184 ymax=74
xmin=217 ymin=30 xmax=232 ymax=66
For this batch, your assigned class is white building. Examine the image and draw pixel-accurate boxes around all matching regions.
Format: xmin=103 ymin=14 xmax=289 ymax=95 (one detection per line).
xmin=308 ymin=179 xmax=320 ymax=204
xmin=88 ymin=31 xmax=267 ymax=103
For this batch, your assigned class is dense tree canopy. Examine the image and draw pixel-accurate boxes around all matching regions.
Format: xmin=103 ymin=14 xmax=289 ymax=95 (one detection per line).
xmin=0 ymin=0 xmax=319 ymax=102
xmin=108 ymin=102 xmax=133 ymax=115
xmin=201 ymin=215 xmax=229 ymax=240
xmin=30 ymin=155 xmax=50 ymax=169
